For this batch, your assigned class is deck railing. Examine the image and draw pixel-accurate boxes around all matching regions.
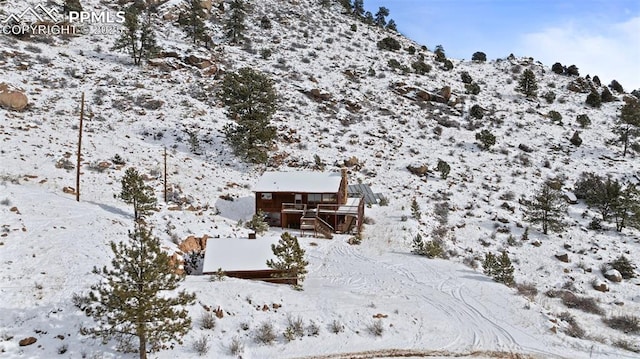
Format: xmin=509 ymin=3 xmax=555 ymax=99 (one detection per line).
xmin=282 ymin=203 xmax=307 ymax=212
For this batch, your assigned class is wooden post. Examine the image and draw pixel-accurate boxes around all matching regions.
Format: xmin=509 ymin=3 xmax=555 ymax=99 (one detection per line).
xmin=76 ymin=92 xmax=85 ymax=202
xmin=163 ymin=147 xmax=168 ymax=203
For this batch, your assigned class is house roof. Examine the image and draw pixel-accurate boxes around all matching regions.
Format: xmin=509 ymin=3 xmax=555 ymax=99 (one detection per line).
xmin=348 ymin=184 xmax=382 ymax=205
xmin=253 ymin=171 xmax=343 ymax=193
xmin=202 ymin=237 xmax=280 ymax=273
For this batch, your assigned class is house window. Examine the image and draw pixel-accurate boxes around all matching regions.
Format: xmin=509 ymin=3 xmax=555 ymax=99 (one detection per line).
xmin=261 ymin=193 xmax=272 ymax=200
xmin=322 ymin=193 xmax=337 ymax=202
xmin=308 ymin=193 xmax=321 ymax=203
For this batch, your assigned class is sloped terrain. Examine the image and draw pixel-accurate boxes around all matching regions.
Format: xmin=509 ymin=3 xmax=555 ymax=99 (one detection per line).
xmin=0 ymin=0 xmax=639 ymax=358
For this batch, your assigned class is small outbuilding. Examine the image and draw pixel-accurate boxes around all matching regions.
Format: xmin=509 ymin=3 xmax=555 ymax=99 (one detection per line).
xmin=202 ymin=237 xmax=296 ymax=285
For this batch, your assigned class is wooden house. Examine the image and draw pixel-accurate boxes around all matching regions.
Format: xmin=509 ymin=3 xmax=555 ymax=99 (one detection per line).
xmin=253 ymin=169 xmax=364 ymax=238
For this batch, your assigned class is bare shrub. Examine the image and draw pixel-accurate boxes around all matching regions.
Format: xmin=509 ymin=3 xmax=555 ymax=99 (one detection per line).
xmin=307 ymin=320 xmax=320 ymax=336
xmin=558 ymin=312 xmax=585 ymax=338
xmin=192 ymin=334 xmax=210 ymax=356
xmin=228 ymin=336 xmax=244 ymax=355
xmin=516 ymin=282 xmax=538 ymax=300
xmin=367 ymin=319 xmax=384 ymax=336
xmin=287 ymin=315 xmax=305 ymax=338
xmin=255 ymin=321 xmax=277 ymax=344
xmin=604 ymin=315 xmax=640 ymax=334
xmin=200 ymin=311 xmax=216 ymax=330
xmin=330 ymin=319 xmax=344 ymax=334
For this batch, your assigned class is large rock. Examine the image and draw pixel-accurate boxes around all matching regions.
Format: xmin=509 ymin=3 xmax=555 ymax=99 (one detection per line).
xmin=179 ymin=234 xmax=209 ymax=253
xmin=19 ymin=337 xmax=37 ymax=346
xmin=604 ymin=269 xmax=622 ymax=282
xmin=592 ymin=280 xmax=609 ymax=292
xmin=555 ymin=253 xmax=570 ymax=263
xmin=0 ymin=83 xmax=28 ymax=111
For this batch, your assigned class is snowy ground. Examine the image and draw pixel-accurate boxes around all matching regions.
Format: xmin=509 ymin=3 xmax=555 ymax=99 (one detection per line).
xmin=1 ymin=0 xmax=639 ymax=357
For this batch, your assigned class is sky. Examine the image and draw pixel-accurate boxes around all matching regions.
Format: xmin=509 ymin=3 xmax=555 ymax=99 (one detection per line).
xmin=364 ymin=0 xmax=640 ymax=90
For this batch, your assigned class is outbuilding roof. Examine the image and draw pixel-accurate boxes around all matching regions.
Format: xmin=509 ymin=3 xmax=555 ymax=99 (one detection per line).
xmin=202 ymin=237 xmax=280 ymax=273
xmin=253 ymin=171 xmax=343 ymax=193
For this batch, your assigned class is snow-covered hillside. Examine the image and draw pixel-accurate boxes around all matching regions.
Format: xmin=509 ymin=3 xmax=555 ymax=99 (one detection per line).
xmin=1 ymin=0 xmax=639 ymax=358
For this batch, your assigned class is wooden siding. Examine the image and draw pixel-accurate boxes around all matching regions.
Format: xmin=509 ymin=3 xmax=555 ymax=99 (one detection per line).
xmin=203 ymin=269 xmax=298 ymax=285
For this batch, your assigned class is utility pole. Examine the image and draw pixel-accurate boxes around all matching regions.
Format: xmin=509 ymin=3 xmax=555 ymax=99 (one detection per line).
xmin=76 ymin=92 xmax=85 ymax=202
xmin=163 ymin=147 xmax=168 ymax=203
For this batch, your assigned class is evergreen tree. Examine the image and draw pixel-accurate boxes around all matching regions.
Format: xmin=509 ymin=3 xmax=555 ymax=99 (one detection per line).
xmin=516 ymin=69 xmax=538 ymax=97
xmin=610 ymin=80 xmax=624 ymax=93
xmin=494 ymin=251 xmax=515 ymax=286
xmin=475 ymin=129 xmax=496 ymax=150
xmin=246 ymin=209 xmax=269 ymax=234
xmin=112 ymin=5 xmax=159 ymax=65
xmin=601 ymin=87 xmax=614 ymax=102
xmin=119 ymin=167 xmax=157 ymax=222
xmin=410 ymin=197 xmax=421 ymax=220
xmin=225 ymin=0 xmax=246 ymax=44
xmin=220 ymin=67 xmax=277 ymax=164
xmin=482 ymin=252 xmax=498 ymax=278
xmin=266 ymin=232 xmax=309 ymax=288
xmin=63 ymin=0 xmax=82 ymax=14
xmin=363 ymin=11 xmax=374 ymax=24
xmin=565 ymin=64 xmax=579 ymax=76
xmin=82 ymin=224 xmax=195 ymax=358
xmin=338 ymin=0 xmax=352 ymax=12
xmin=436 ymin=159 xmax=450 ymax=179
xmin=551 ymin=62 xmax=564 ymax=74
xmin=434 ymin=45 xmax=446 ymax=62
xmin=522 ymin=183 xmax=567 ymax=235
xmin=471 ymin=51 xmax=487 ymax=62
xmin=585 ymin=90 xmax=602 ymax=108
xmin=374 ymin=6 xmax=389 ymax=27
xmin=613 ymin=100 xmax=640 ymax=157
xmin=411 ymin=233 xmax=425 ymax=255
xmin=181 ymin=0 xmax=208 ymax=45
xmin=352 ymin=0 xmax=364 ymax=17
xmin=611 ymin=184 xmax=640 ymax=232
xmin=385 ymin=19 xmax=397 ymax=32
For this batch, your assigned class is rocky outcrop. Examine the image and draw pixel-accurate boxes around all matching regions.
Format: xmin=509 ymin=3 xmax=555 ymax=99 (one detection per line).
xmin=179 ymin=234 xmax=209 ymax=253
xmin=0 ymin=83 xmax=28 ymax=111
xmin=19 ymin=337 xmax=37 ymax=346
xmin=407 ymin=164 xmax=429 ymax=177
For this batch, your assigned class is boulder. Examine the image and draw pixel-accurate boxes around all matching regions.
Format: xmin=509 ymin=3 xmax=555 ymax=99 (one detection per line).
xmin=604 ymin=269 xmax=622 ymax=282
xmin=555 ymin=253 xmax=570 ymax=263
xmin=0 ymin=83 xmax=28 ymax=111
xmin=592 ymin=280 xmax=609 ymax=292
xmin=407 ymin=164 xmax=429 ymax=177
xmin=179 ymin=234 xmax=209 ymax=253
xmin=19 ymin=337 xmax=37 ymax=346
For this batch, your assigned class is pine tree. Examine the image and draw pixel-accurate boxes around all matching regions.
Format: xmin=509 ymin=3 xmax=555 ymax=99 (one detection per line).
xmin=119 ymin=167 xmax=157 ymax=221
xmin=434 ymin=45 xmax=446 ymax=62
xmin=436 ymin=159 xmax=450 ymax=179
xmin=522 ymin=183 xmax=567 ymax=235
xmin=585 ymin=90 xmax=601 ymax=108
xmin=411 ymin=233 xmax=425 ymax=255
xmin=516 ymin=69 xmax=538 ymax=97
xmin=374 ymin=6 xmax=389 ymax=27
xmin=181 ymin=0 xmax=208 ymax=45
xmin=482 ymin=252 xmax=498 ymax=278
xmin=475 ymin=129 xmax=496 ymax=150
xmin=611 ymin=184 xmax=640 ymax=232
xmin=385 ymin=19 xmax=397 ymax=32
xmin=494 ymin=251 xmax=515 ymax=286
xmin=220 ymin=67 xmax=277 ymax=164
xmin=112 ymin=5 xmax=159 ymax=65
xmin=82 ymin=224 xmax=195 ymax=358
xmin=225 ymin=0 xmax=246 ymax=44
xmin=613 ymin=100 xmax=640 ymax=157
xmin=266 ymin=232 xmax=309 ymax=288
xmin=352 ymin=0 xmax=364 ymax=17
xmin=338 ymin=0 xmax=352 ymax=12
xmin=246 ymin=209 xmax=269 ymax=234
xmin=410 ymin=197 xmax=421 ymax=220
